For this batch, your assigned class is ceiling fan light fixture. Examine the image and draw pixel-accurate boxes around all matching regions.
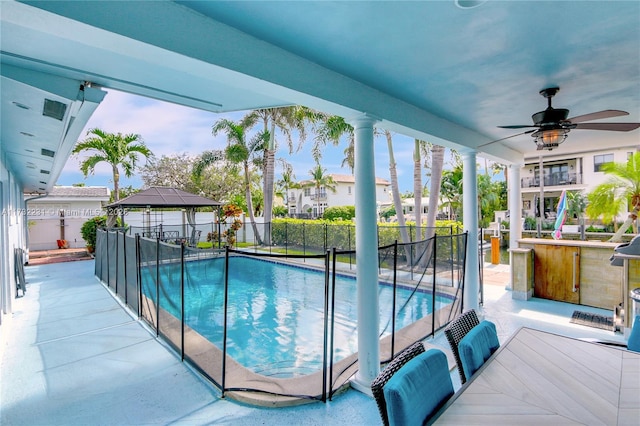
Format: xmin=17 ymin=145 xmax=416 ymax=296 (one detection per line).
xmin=533 ymin=128 xmax=568 ymax=150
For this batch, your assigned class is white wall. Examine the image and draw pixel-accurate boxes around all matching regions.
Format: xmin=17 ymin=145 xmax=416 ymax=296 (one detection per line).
xmin=1 ymin=158 xmax=27 ymax=320
xmin=26 ymin=199 xmax=106 ymax=250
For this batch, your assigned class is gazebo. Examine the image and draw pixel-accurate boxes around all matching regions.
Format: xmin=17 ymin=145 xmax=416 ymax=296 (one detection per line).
xmin=106 ymin=187 xmax=222 ymax=245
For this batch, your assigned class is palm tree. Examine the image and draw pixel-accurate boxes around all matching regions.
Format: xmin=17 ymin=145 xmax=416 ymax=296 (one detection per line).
xmin=586 ymin=151 xmax=640 ymax=242
xmin=244 ymin=107 xmax=311 ymax=244
xmin=73 ymin=128 xmax=152 ymax=202
xmin=275 ymin=161 xmax=299 ymax=216
xmin=311 ymin=114 xmax=355 ymax=165
xmin=195 ymin=118 xmax=267 ymax=245
xmin=306 ymin=163 xmax=337 ymax=218
xmin=477 ymin=174 xmax=499 ymax=227
xmin=440 ymin=166 xmax=463 ymax=220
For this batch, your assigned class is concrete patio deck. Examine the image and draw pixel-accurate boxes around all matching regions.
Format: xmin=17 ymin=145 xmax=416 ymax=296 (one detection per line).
xmin=1 ymin=259 xmax=625 ymax=425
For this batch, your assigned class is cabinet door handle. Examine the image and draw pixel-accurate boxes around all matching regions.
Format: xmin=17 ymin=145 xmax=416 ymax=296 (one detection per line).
xmin=572 ymin=252 xmax=579 ymax=292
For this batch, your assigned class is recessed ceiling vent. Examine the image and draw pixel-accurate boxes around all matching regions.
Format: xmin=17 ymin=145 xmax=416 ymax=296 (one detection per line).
xmin=41 ymin=148 xmax=55 ymax=158
xmin=43 ymin=99 xmax=67 ymax=120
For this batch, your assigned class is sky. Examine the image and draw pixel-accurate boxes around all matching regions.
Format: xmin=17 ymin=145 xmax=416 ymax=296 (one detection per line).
xmin=57 ymin=89 xmax=457 ymax=194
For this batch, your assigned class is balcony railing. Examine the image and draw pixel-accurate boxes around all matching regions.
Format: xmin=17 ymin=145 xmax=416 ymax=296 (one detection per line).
xmin=521 ymin=172 xmax=582 ymax=188
xmin=310 ymin=192 xmax=327 ymax=201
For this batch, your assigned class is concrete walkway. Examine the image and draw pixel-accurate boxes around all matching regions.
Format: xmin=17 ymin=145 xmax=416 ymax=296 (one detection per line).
xmin=1 ymin=259 xmax=623 ymax=425
xmin=0 ymin=260 xmax=381 ymax=425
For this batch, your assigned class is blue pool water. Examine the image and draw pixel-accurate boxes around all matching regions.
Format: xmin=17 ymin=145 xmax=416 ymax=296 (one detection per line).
xmin=142 ymin=256 xmax=452 ymax=376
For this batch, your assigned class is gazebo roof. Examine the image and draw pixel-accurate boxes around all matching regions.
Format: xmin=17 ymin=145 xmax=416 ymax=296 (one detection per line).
xmin=106 ymin=187 xmax=221 ymax=209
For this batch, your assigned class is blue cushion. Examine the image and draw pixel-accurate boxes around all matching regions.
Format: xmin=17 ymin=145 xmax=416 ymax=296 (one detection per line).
xmin=628 ymin=316 xmax=640 ymax=353
xmin=458 ymin=320 xmax=500 ymax=379
xmin=383 ymin=349 xmax=454 ymax=426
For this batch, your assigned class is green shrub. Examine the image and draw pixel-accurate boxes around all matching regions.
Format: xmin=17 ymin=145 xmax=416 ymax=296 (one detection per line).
xmin=273 ymin=205 xmax=287 ymax=218
xmin=80 ymin=216 xmax=107 ymax=248
xmin=323 ymin=205 xmax=355 ymax=221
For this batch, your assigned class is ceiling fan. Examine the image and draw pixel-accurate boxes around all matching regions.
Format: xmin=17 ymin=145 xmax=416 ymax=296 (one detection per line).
xmin=495 ymin=87 xmax=640 ymax=150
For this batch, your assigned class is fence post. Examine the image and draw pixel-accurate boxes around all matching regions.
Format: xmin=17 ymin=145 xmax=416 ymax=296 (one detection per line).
xmin=122 ymin=231 xmax=127 ymax=305
xmin=221 ymin=246 xmax=230 ymax=398
xmin=432 ymin=233 xmax=437 ymax=335
xmin=180 ymin=242 xmax=185 ymax=361
xmin=155 ymin=236 xmax=160 ymax=337
xmin=461 ymin=232 xmax=469 ymax=313
xmin=324 ymin=223 xmax=328 ymax=254
xmin=329 ymin=248 xmax=338 ymax=400
xmin=391 ymin=240 xmax=398 ymax=360
xmin=321 ymin=250 xmax=330 ymax=403
xmin=136 ymin=234 xmax=141 ymax=318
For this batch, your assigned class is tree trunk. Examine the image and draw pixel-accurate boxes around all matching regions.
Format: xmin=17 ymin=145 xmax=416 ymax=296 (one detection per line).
xmin=262 ymin=120 xmax=276 ymax=245
xmin=425 ymin=145 xmax=445 ymax=240
xmin=107 ymin=165 xmax=120 ymax=228
xmin=112 ymin=165 xmax=120 ymax=201
xmin=385 ymin=131 xmax=411 ymax=261
xmin=244 ymin=160 xmax=262 ymax=245
xmin=413 ymin=139 xmax=422 ymax=240
xmin=608 ymin=209 xmax=639 ymax=243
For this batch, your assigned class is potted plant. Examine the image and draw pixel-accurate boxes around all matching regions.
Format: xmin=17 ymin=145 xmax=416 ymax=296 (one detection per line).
xmin=80 ymin=215 xmax=107 ymax=254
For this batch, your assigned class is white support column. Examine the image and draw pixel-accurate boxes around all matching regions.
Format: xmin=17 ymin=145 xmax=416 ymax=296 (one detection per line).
xmin=507 ymin=163 xmax=523 ymax=290
xmin=509 ymin=163 xmax=523 ymax=250
xmin=349 ymin=114 xmax=380 ymax=394
xmin=462 ymin=150 xmax=479 ymax=311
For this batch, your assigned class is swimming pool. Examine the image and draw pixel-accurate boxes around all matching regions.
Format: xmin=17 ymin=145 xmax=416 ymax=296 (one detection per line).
xmin=141 ymin=255 xmax=453 ymax=377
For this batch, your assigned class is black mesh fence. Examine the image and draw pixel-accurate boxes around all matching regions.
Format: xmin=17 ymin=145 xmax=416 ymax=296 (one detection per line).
xmin=116 ymin=232 xmax=126 ymax=297
xmin=107 ymin=231 xmax=117 ymax=290
xmin=125 ymin=235 xmax=138 ymax=313
xmin=94 ymin=228 xmax=467 ymax=403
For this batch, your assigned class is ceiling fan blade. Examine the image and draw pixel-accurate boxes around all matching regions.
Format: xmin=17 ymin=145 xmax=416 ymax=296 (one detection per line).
xmin=568 ymin=110 xmax=629 ymax=123
xmin=573 ymin=122 xmax=640 ymax=131
xmin=478 ymin=129 xmax=536 ymax=148
xmin=497 ymin=125 xmax=538 ymax=129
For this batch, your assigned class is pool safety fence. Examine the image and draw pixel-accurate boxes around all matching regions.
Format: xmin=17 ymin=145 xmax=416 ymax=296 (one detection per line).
xmin=126 ymin=221 xmax=455 ymax=255
xmin=95 ymin=229 xmax=467 ymax=405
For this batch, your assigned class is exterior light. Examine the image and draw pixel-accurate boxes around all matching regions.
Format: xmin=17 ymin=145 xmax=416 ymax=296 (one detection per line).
xmin=532 ymin=128 xmax=569 ymax=150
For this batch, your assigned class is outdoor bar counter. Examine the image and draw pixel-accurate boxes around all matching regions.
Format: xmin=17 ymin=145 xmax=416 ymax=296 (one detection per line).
xmin=512 ymin=238 xmax=640 ymax=330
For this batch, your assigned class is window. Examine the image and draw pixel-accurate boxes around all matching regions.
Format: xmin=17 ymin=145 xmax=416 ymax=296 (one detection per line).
xmin=304 ymin=188 xmax=311 ymax=196
xmin=348 ymin=186 xmax=351 ymax=194
xmin=594 ymin=154 xmax=614 ymax=172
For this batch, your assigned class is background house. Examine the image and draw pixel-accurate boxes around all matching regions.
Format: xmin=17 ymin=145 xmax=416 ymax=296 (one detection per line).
xmin=26 ymin=186 xmax=110 ymax=250
xmin=378 ymin=197 xmax=433 ymax=223
xmin=520 ymin=145 xmax=639 ymax=223
xmin=287 ymin=174 xmax=390 ymax=218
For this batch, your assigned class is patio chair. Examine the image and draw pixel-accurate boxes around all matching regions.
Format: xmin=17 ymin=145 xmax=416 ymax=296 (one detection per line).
xmin=372 ymin=346 xmax=454 ymax=426
xmin=371 ymin=342 xmax=425 ymax=426
xmin=458 ymin=320 xmax=500 ymax=380
xmin=444 ymin=309 xmax=480 ymax=384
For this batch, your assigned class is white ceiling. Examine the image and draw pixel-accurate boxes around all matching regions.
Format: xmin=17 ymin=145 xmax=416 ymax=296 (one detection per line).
xmin=2 ymin=0 xmax=639 ymax=193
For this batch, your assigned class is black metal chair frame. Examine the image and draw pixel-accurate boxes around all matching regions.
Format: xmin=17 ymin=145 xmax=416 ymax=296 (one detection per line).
xmin=444 ymin=309 xmax=480 ymax=384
